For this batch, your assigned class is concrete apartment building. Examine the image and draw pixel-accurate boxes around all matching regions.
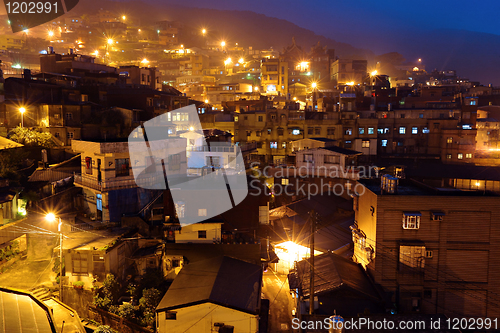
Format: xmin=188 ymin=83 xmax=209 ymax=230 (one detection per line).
xmin=352 ymin=176 xmax=500 ymax=317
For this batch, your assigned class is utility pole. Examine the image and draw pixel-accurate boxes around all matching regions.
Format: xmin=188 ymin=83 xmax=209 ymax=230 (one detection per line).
xmin=309 ymin=210 xmax=315 ymax=315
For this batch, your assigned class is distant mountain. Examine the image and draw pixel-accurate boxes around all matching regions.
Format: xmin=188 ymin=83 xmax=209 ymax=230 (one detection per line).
xmin=68 ymin=0 xmax=500 ymax=85
xmin=72 ymin=0 xmax=373 ymax=59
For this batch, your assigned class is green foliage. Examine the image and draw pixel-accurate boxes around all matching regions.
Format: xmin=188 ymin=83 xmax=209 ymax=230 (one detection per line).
xmin=0 ymin=149 xmax=29 ymax=181
xmin=0 ymin=242 xmax=21 ymax=262
xmin=127 ymin=284 xmax=137 ymax=298
xmin=93 ymin=274 xmax=120 ymax=310
xmin=52 ymin=258 xmax=65 ymax=276
xmin=139 ymin=288 xmax=162 ymax=327
xmin=9 ymin=126 xmax=54 ymax=147
xmin=118 ymin=303 xmax=136 ymax=320
xmin=94 ymin=325 xmax=113 ymax=333
xmin=73 ymin=281 xmax=85 ymax=288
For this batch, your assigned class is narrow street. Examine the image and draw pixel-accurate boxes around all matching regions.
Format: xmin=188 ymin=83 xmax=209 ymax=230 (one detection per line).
xmin=262 ymin=268 xmax=295 ymax=332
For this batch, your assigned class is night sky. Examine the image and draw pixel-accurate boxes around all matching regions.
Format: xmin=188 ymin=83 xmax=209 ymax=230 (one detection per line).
xmin=158 ymin=0 xmax=500 ymax=45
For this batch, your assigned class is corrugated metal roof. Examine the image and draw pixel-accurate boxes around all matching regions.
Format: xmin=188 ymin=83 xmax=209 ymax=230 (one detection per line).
xmin=156 ymin=256 xmax=261 ymax=314
xmin=0 ymin=288 xmax=56 ymax=333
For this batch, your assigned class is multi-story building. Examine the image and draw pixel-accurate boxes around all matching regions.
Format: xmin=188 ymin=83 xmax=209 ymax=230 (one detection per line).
xmin=330 ymin=59 xmax=368 ymax=86
xmin=353 ymin=176 xmax=500 ymax=317
xmin=261 ymin=57 xmax=287 ymax=96
xmin=71 ymin=139 xmax=168 ymax=222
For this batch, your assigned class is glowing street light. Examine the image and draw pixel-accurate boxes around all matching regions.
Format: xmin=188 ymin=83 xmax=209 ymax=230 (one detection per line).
xmin=23 ymin=28 xmax=28 ymax=34
xmin=141 ymin=58 xmax=149 ymax=65
xmin=202 ymin=28 xmax=206 ymax=35
xmin=418 ymin=58 xmax=422 ymax=62
xmin=371 ymin=70 xmax=378 ymax=76
xmin=220 ymin=41 xmax=226 ymax=47
xmin=224 ymin=58 xmax=232 ymax=66
xmin=204 ymin=99 xmax=209 ymax=104
xmin=107 ymin=38 xmax=114 ymax=45
xmin=93 ymin=50 xmax=99 ymax=56
xmin=48 ymin=30 xmax=54 ymax=37
xmin=189 ymin=126 xmax=194 ymax=131
xmin=19 ymin=107 xmax=26 ymax=127
xmin=122 ymin=15 xmax=126 ymax=21
xmin=346 ymin=81 xmax=355 ymax=86
xmin=138 ymin=29 xmax=141 ymax=33
xmin=238 ymin=58 xmax=244 ymax=64
xmin=46 ymin=213 xmax=64 ymax=302
xmin=254 ymin=86 xmax=259 ymax=92
xmin=311 ymin=82 xmax=317 ymax=89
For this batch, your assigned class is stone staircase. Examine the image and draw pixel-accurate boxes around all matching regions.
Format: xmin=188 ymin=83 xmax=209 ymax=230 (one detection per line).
xmin=30 ymin=286 xmax=52 ymax=301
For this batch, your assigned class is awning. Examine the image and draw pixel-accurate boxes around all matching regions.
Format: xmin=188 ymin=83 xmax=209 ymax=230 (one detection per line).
xmin=431 ymin=211 xmax=446 ymax=216
xmin=403 ymin=212 xmax=422 ymax=216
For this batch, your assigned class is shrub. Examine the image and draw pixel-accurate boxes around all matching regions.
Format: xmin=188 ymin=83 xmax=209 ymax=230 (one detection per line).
xmin=73 ymin=281 xmax=85 ymax=289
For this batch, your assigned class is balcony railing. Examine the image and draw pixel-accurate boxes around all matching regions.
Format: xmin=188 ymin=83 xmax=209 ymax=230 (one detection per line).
xmin=74 ymin=173 xmax=163 ymax=191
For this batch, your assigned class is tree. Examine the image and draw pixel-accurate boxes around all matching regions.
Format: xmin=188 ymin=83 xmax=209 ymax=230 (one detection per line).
xmin=139 ymin=288 xmax=162 ymax=327
xmin=94 ymin=325 xmax=113 ymax=333
xmin=118 ymin=303 xmax=136 ymax=321
xmin=52 ymin=258 xmax=65 ymax=283
xmin=9 ymin=126 xmax=53 ymax=147
xmin=93 ymin=274 xmax=120 ymax=310
xmin=0 ymin=149 xmax=28 ymax=182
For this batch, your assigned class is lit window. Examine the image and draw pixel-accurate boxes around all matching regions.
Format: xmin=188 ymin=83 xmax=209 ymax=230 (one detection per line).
xmin=359 ymin=128 xmax=365 ymax=135
xmin=399 ymin=245 xmax=425 ymax=269
xmin=384 ymin=127 xmax=390 ymax=134
xmin=381 ymin=140 xmax=388 ymax=147
xmin=422 ymin=127 xmax=430 ymax=134
xmin=362 ymin=140 xmax=370 ymax=148
xmin=281 ymin=178 xmax=289 ymax=185
xmin=324 ymin=155 xmax=340 ymax=164
xmin=466 ymin=153 xmax=472 ymax=159
xmin=447 ymin=137 xmax=453 ymax=144
xmin=368 ymin=127 xmax=374 ymax=134
xmin=458 ymin=153 xmax=463 ymax=160
xmin=270 ymin=142 xmax=277 ymax=149
xmin=282 ymin=142 xmax=286 ymax=148
xmin=412 ymin=127 xmax=418 ymax=134
xmin=402 ymin=212 xmax=421 ymax=229
xmin=292 ymin=129 xmax=300 ymax=135
xmin=399 ymin=127 xmax=406 ymax=134
xmin=377 ymin=128 xmax=384 ymax=134
xmin=345 ymin=128 xmax=352 ymax=135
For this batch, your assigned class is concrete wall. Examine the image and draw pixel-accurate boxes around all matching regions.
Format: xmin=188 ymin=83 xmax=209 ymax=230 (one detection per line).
xmin=157 ymin=303 xmax=258 ymax=333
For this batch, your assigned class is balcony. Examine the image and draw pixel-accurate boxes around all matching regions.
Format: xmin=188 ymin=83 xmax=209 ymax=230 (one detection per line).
xmin=74 ymin=173 xmax=162 ymax=192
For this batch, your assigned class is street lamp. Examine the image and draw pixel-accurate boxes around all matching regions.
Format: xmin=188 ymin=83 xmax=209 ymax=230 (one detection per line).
xmin=122 ymin=15 xmax=126 ymax=21
xmin=19 ymin=107 xmax=26 ymax=127
xmin=371 ymin=70 xmax=378 ymax=76
xmin=202 ymin=28 xmax=206 ymax=35
xmin=311 ymin=83 xmax=317 ymax=111
xmin=46 ymin=213 xmax=63 ymax=302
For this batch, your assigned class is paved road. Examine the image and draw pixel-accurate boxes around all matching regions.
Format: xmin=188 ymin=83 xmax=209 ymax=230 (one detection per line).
xmin=44 ymin=298 xmax=86 ymax=333
xmin=0 ymin=257 xmax=56 ymax=290
xmin=262 ymin=268 xmax=295 ymax=332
